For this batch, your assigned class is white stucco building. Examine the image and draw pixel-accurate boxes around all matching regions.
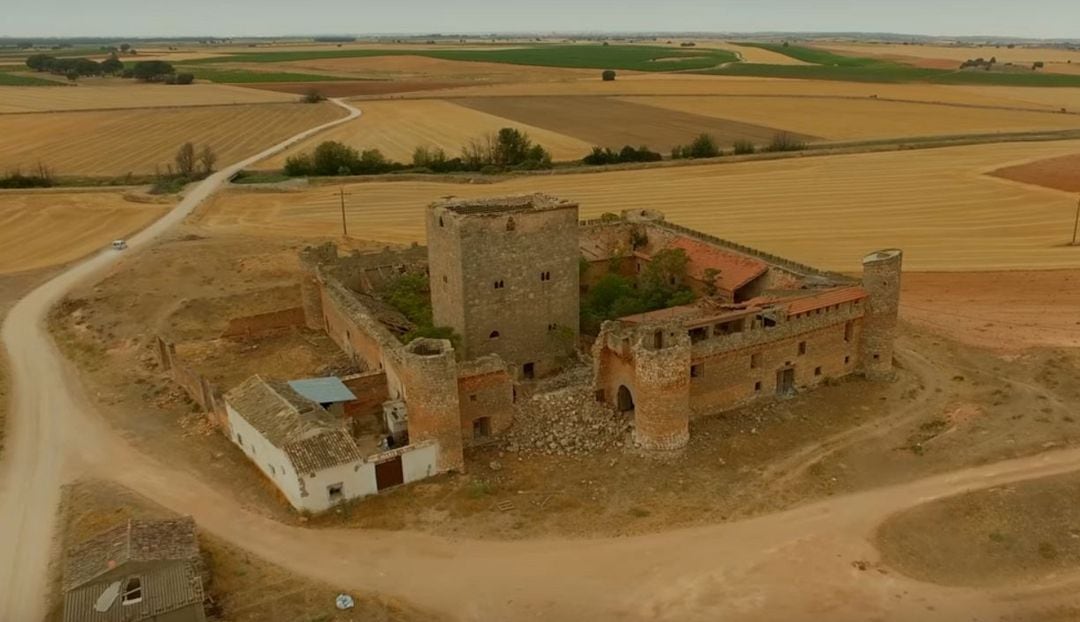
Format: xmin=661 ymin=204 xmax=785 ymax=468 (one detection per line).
xmin=224 ymin=375 xmax=437 ymax=513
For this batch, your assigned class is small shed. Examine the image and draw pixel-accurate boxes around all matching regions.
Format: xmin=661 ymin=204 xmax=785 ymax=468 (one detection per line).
xmin=287 ymin=377 xmax=357 ymax=417
xmin=63 ymin=517 xmax=206 ymax=622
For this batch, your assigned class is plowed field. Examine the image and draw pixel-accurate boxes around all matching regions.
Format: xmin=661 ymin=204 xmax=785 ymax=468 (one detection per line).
xmin=453 ymin=96 xmax=816 ymax=150
xmin=0 ymin=102 xmax=346 ymax=177
xmin=990 ymin=152 xmax=1080 ymax=192
xmin=0 ymin=83 xmax=296 ymax=113
xmin=621 ymin=95 xmax=1080 ymax=140
xmin=257 ymin=99 xmax=591 ymax=167
xmin=0 ymin=191 xmax=170 ymax=274
xmin=198 ymin=139 xmax=1080 ymax=272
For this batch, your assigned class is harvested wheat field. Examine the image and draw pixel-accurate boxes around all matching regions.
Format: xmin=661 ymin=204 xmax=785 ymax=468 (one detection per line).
xmin=621 ymin=95 xmax=1080 ymax=140
xmin=200 ymin=140 xmax=1080 ymax=272
xmin=696 ymin=41 xmax=813 ymax=65
xmin=989 ymin=152 xmax=1080 ymax=192
xmin=244 ymin=81 xmax=468 ymax=98
xmin=0 ymin=102 xmax=345 ymax=177
xmin=452 ymin=96 xmax=816 ymax=150
xmin=257 ymin=99 xmax=591 ymax=167
xmin=405 ymin=75 xmax=1074 ymax=110
xmin=823 ymin=42 xmax=1080 ymax=69
xmin=278 ymin=55 xmax=595 ymax=82
xmin=0 ymin=82 xmax=296 ymax=113
xmin=0 ymin=190 xmax=171 ymax=274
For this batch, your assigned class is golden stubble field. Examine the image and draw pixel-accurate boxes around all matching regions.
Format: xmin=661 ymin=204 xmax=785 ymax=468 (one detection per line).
xmin=822 ymin=41 xmax=1080 ymax=73
xmin=276 ymin=55 xmax=596 ymax=82
xmin=0 ymin=190 xmax=171 ymax=274
xmin=198 ymin=139 xmax=1080 ymax=272
xmin=0 ymin=82 xmax=297 ymax=113
xmin=0 ymin=102 xmax=345 ymax=177
xmin=257 ymin=99 xmax=593 ymax=167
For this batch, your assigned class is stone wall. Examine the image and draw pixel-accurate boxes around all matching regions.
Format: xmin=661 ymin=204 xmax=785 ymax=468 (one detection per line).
xmin=457 ymin=356 xmax=514 ymax=446
xmin=859 ymin=250 xmax=903 ymax=380
xmin=392 ymin=339 xmax=465 ymax=473
xmin=155 ymin=336 xmax=228 ymax=431
xmin=428 ymin=196 xmax=580 ymax=378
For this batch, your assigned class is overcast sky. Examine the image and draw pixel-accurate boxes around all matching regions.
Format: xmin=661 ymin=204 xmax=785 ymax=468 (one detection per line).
xmin=5 ymin=0 xmax=1078 ymax=40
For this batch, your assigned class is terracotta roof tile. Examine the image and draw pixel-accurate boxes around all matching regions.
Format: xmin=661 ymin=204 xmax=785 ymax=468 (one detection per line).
xmin=666 ymin=236 xmax=768 ymax=293
xmin=786 ymin=287 xmax=868 ymax=316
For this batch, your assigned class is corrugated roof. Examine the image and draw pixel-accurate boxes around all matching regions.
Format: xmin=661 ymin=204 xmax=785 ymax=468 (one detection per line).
xmin=287 ymin=377 xmax=356 ymax=405
xmin=64 ymin=560 xmax=205 ymax=622
xmin=225 ymin=376 xmax=364 ymax=472
xmin=786 ymin=286 xmax=868 ymax=316
xmin=64 ymin=518 xmax=199 ymax=591
xmin=666 ymin=236 xmax=769 ymax=293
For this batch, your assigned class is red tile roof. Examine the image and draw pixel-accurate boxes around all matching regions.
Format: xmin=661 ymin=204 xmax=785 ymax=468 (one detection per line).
xmin=786 ymin=286 xmax=868 ymax=316
xmin=667 ymin=236 xmax=769 ymax=293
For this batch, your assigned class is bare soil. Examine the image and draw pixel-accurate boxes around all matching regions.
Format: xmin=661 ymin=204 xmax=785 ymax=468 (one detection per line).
xmin=453 ymin=95 xmax=818 ymax=151
xmin=48 ymin=479 xmax=436 ymax=622
xmin=875 ymin=470 xmax=1080 ymax=587
xmin=46 ymin=227 xmax=1080 ymax=544
xmin=990 ymin=152 xmax=1080 ymax=193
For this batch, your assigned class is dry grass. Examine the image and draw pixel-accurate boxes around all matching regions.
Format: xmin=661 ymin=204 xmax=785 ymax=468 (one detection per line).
xmin=200 ymin=139 xmax=1080 ymax=272
xmin=0 ymin=82 xmax=297 ymax=113
xmin=621 ymin=95 xmax=1080 ymax=140
xmin=0 ymin=102 xmax=345 ymax=177
xmin=0 ymin=190 xmax=171 ymax=274
xmin=875 ymin=471 xmax=1080 ymax=587
xmin=257 ymin=99 xmax=591 ymax=167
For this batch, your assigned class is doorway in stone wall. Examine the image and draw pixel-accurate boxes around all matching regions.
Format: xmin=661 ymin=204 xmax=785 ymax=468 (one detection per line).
xmin=617 ymin=385 xmax=635 ymax=414
xmin=776 ymin=367 xmax=796 ymax=397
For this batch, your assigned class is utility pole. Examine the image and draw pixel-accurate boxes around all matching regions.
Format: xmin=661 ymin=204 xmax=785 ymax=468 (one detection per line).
xmin=339 ymin=186 xmax=349 ymax=238
xmin=1072 ymin=196 xmax=1080 ymax=246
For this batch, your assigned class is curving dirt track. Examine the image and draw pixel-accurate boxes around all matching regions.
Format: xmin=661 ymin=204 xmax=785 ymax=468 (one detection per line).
xmin=0 ymin=98 xmax=360 ymax=622
xmin=3 ymin=102 xmax=1080 ymax=620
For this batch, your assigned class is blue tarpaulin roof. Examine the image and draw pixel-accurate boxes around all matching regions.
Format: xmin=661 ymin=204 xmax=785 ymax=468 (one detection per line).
xmin=287 ymin=377 xmax=356 ymax=404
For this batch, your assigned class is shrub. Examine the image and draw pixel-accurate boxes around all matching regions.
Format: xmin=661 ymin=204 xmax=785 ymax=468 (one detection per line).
xmin=175 ymin=73 xmax=195 ymax=85
xmin=732 ymin=139 xmax=756 ymax=155
xmin=688 ymin=133 xmax=720 ymax=158
xmin=763 ymin=132 xmax=806 ymax=153
xmin=0 ymin=164 xmax=54 ymax=189
xmin=301 ymin=88 xmax=327 ymax=103
xmin=174 ymin=142 xmax=197 ymax=177
xmin=283 ymin=153 xmax=313 ymax=176
xmin=602 ymin=69 xmax=616 ymax=81
xmin=312 ymin=141 xmax=360 ymax=175
xmin=584 ymin=144 xmax=661 ymax=166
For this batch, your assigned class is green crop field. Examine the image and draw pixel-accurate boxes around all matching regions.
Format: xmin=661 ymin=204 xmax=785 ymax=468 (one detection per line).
xmin=186 ymin=45 xmax=738 ymax=72
xmin=179 ymin=66 xmax=347 ymax=83
xmin=0 ymin=72 xmax=60 ymax=86
xmin=710 ymin=43 xmax=1080 ymax=86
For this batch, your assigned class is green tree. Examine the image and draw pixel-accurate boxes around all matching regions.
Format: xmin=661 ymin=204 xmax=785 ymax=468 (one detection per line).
xmin=602 ymin=69 xmax=616 ymax=81
xmin=283 ymin=153 xmax=313 ymax=176
xmin=175 ymin=72 xmax=195 ymax=85
xmin=25 ymin=54 xmax=55 ymax=72
xmin=688 ymin=133 xmax=720 ymax=158
xmin=312 ymin=141 xmax=360 ymax=175
xmin=132 ymin=60 xmax=175 ymax=82
xmin=100 ymin=56 xmax=124 ymax=75
xmin=198 ymin=145 xmax=217 ymax=175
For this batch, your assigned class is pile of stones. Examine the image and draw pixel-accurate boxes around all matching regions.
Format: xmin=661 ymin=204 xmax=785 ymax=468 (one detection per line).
xmin=503 ymin=382 xmax=630 ymax=457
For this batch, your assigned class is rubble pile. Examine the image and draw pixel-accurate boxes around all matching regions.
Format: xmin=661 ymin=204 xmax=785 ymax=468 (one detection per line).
xmin=504 ymin=383 xmax=630 ymax=457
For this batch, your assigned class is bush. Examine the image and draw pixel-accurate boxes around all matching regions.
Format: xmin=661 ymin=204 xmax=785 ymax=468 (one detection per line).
xmin=763 ymin=132 xmax=806 ymax=153
xmin=602 ymin=69 xmax=616 ymax=81
xmin=0 ymin=164 xmax=54 ymax=189
xmin=732 ymin=139 xmax=756 ymax=155
xmin=583 ymin=144 xmax=661 ymax=166
xmin=175 ymin=73 xmax=195 ymax=85
xmin=580 ymin=248 xmax=694 ymax=334
xmin=688 ymin=133 xmax=720 ymax=158
xmin=301 ymin=88 xmax=326 ymax=103
xmin=283 ymin=153 xmax=313 ymax=176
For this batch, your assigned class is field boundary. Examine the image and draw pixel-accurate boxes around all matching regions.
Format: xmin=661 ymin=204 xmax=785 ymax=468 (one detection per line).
xmin=0 ymin=98 xmax=312 ymax=117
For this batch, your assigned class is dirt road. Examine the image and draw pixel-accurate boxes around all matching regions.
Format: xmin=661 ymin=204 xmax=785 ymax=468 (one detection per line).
xmin=0 ymin=99 xmax=360 ymax=622
xmin=3 ymin=98 xmax=1080 ymax=620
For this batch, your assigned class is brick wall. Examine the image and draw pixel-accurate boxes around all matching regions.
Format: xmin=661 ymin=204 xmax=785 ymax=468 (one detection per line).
xmin=457 ymin=356 xmax=514 ymax=446
xmin=341 ymin=370 xmax=389 ymax=420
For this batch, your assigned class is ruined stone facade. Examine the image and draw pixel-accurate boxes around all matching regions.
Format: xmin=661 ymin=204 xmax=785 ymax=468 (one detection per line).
xmin=428 ymin=195 xmax=580 ymax=379
xmin=300 ymin=193 xmax=902 ymax=459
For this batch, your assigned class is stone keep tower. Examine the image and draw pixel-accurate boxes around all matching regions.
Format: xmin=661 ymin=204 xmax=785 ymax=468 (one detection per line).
xmin=427 ymin=194 xmax=580 ymax=379
xmin=859 ymin=249 xmax=903 ymax=380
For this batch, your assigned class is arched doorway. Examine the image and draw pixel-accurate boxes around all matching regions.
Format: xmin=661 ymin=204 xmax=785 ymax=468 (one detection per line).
xmin=616 ymin=385 xmax=635 ymax=414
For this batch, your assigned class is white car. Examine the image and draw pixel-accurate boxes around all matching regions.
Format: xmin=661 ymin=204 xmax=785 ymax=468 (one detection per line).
xmin=111 ymin=239 xmax=128 ymax=250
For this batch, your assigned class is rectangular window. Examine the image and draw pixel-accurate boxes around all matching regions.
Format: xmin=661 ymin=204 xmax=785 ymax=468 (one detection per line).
xmin=844 ymin=321 xmax=854 ymax=342
xmin=750 ymin=353 xmax=762 ymax=369
xmin=473 ymin=417 xmax=492 ymax=439
xmin=798 ymin=341 xmax=807 ymax=356
xmin=844 ymin=355 xmax=851 ymax=365
xmin=469 ymin=394 xmax=477 ymax=402
xmin=523 ymin=362 xmax=535 ymax=379
xmin=690 ymin=364 xmax=703 ymax=378
xmin=328 ymin=483 xmax=344 ymax=503
xmin=540 ymin=271 xmax=551 ymax=281
xmin=814 ymin=366 xmax=822 ymax=376
xmin=754 ymin=381 xmax=762 ymax=393
xmin=494 ymin=280 xmax=505 ymax=289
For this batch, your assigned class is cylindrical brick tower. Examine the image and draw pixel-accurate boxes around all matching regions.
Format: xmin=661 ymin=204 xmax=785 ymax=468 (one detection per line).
xmin=631 ymin=325 xmax=691 ymax=451
xmin=859 ymin=249 xmax=903 ymax=380
xmin=397 ymin=338 xmax=465 ymax=473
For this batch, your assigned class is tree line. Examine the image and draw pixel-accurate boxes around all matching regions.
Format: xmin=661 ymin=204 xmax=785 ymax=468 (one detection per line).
xmin=25 ymin=54 xmax=191 ymax=83
xmin=283 ymin=127 xmax=553 ymax=177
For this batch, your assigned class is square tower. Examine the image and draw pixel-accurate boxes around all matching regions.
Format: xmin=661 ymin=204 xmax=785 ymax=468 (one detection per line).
xmin=427 ymin=194 xmax=580 ymax=378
